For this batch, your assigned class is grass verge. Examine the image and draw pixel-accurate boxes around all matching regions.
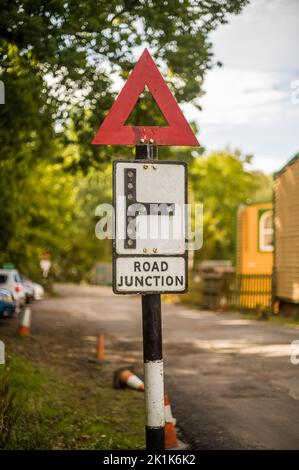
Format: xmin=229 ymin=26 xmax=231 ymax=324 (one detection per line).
xmin=0 ymin=354 xmax=145 ymax=450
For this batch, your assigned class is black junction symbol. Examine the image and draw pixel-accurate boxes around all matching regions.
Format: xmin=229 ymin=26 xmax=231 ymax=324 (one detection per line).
xmin=124 ymin=168 xmax=175 ymax=249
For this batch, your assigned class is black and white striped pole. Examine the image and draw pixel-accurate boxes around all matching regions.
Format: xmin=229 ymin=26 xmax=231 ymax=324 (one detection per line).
xmin=136 ymin=143 xmax=165 ymax=451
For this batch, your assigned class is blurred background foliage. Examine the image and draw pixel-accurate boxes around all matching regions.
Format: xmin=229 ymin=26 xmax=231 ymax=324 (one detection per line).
xmin=0 ymin=0 xmax=273 ymax=282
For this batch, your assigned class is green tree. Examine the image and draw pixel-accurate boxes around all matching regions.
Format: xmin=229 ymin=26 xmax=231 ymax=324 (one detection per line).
xmin=189 ymin=149 xmax=273 ymax=263
xmin=53 ymin=164 xmax=113 ymax=281
xmin=0 ymin=0 xmax=249 ymax=167
xmin=0 ymin=0 xmax=249 ymax=278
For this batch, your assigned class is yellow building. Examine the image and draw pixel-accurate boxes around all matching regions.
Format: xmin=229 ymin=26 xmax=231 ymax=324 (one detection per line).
xmin=236 ymin=202 xmax=273 ymax=308
xmin=274 ymin=153 xmax=299 ymax=309
xmin=237 ymin=202 xmax=274 ymax=274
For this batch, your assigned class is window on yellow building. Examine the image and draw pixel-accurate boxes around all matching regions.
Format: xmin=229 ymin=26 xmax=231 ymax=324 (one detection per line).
xmin=259 ymin=210 xmax=274 ymax=252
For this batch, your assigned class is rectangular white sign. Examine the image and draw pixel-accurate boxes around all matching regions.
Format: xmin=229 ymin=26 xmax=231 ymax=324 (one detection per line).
xmin=115 ymin=257 xmax=186 ymax=293
xmin=113 ymin=160 xmax=187 ymax=294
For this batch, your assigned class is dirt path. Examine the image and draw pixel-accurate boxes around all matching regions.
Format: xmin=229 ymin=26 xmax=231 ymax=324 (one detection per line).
xmin=2 ymin=283 xmax=299 ymax=449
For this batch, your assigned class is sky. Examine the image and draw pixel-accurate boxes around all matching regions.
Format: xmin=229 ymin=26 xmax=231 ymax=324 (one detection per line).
xmin=183 ymin=0 xmax=299 ymax=173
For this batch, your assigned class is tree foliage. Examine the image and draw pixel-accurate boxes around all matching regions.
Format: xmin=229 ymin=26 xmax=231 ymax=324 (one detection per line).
xmin=0 ymin=0 xmax=258 ymax=280
xmin=190 ymin=149 xmax=273 ymax=262
xmin=0 ymin=0 xmax=249 ymax=166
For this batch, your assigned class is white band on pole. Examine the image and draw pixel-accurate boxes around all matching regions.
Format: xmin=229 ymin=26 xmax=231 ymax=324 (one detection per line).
xmin=144 ymin=360 xmax=165 ymax=428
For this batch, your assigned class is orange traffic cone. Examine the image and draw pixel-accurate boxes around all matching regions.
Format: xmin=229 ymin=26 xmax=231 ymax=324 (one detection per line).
xmin=113 ymin=367 xmax=144 ymax=391
xmin=96 ymin=334 xmax=105 ymax=361
xmin=18 ymin=307 xmax=31 ymax=337
xmin=164 ymin=394 xmax=178 ymax=449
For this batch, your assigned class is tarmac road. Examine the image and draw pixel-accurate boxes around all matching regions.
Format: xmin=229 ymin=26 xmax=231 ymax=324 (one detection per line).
xmin=30 ymin=284 xmax=299 ymax=449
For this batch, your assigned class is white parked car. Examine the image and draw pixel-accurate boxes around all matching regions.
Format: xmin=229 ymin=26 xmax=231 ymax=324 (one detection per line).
xmin=21 ymin=277 xmax=35 ymax=303
xmin=0 ymin=269 xmax=26 ymax=311
xmin=32 ymin=282 xmax=45 ymax=300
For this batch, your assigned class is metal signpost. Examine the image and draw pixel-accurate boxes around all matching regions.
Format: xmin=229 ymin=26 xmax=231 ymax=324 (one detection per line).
xmin=92 ymin=48 xmax=199 ymax=451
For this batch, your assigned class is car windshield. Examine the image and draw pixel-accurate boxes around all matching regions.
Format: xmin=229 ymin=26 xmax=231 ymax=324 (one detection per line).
xmin=0 ymin=275 xmax=8 ymax=283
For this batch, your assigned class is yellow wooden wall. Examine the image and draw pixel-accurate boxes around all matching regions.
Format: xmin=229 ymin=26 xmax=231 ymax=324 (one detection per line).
xmin=236 ymin=203 xmax=273 ymax=308
xmin=237 ymin=202 xmax=273 ymax=275
xmin=275 ymin=157 xmax=299 ymax=303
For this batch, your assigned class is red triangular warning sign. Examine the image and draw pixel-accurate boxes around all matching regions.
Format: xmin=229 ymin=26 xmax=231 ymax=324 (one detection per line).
xmin=92 ymin=49 xmax=199 ymax=146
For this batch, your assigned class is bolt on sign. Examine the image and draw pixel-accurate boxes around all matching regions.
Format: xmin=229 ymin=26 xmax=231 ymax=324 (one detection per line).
xmin=113 ymin=160 xmax=187 ymax=294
